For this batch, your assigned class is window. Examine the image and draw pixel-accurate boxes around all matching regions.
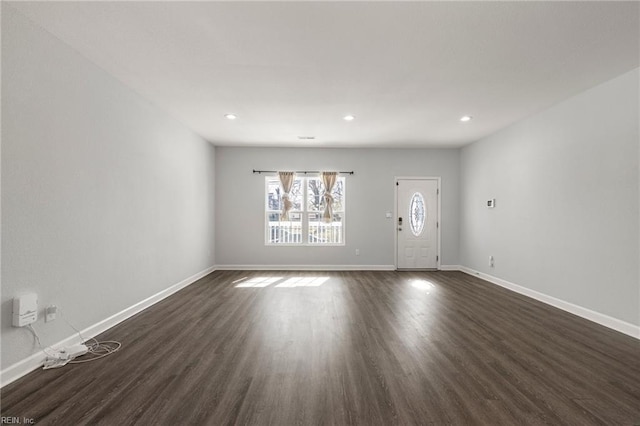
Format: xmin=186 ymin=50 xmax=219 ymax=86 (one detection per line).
xmin=409 ymin=192 xmax=425 ymax=236
xmin=266 ymin=176 xmax=345 ymax=245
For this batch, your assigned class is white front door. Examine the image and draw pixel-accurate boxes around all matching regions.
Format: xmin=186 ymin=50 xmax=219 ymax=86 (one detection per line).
xmin=396 ymin=178 xmax=439 ymax=270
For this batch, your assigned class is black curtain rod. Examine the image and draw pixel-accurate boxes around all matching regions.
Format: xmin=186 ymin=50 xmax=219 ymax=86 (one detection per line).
xmin=252 ymin=169 xmax=354 ymax=175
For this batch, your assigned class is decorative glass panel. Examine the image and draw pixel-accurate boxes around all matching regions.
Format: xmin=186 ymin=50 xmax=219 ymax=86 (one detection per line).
xmin=409 ymin=192 xmax=425 ymax=236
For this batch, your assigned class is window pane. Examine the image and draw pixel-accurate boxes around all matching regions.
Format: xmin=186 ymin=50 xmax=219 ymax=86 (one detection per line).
xmin=332 ymin=179 xmax=344 ymax=211
xmin=267 ymin=178 xmax=303 ymax=211
xmin=308 ymin=213 xmax=343 ymax=244
xmin=267 ymin=180 xmax=282 ymax=210
xmin=307 ymin=179 xmax=323 ymax=211
xmin=306 ymin=177 xmax=345 ymax=212
xmin=289 ymin=179 xmax=303 ymax=210
xmin=267 ymin=213 xmax=302 ymax=244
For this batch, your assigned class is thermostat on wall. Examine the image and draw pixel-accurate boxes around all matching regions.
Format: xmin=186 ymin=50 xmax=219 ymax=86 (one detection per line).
xmin=13 ymin=293 xmax=38 ymax=327
xmin=487 ymin=199 xmax=496 ymax=208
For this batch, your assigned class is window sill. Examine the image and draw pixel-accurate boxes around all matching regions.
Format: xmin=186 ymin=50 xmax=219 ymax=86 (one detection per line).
xmin=265 ymin=243 xmax=346 ymax=247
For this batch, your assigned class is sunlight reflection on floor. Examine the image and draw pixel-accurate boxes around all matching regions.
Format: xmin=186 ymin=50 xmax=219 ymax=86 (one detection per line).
xmin=410 ymin=279 xmax=435 ymax=293
xmin=275 ymin=276 xmax=330 ymax=287
xmin=233 ymin=276 xmax=330 ymax=288
xmin=234 ymin=276 xmax=283 ymax=287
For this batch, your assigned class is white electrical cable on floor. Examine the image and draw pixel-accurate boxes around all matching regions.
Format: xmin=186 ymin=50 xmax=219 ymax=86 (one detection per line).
xmin=69 ymin=340 xmax=122 ymax=364
xmin=27 ymin=324 xmax=74 ymax=369
xmin=27 ymin=324 xmax=58 ymax=358
xmin=27 ymin=311 xmax=122 ymax=369
xmin=59 ymin=309 xmax=122 ymax=365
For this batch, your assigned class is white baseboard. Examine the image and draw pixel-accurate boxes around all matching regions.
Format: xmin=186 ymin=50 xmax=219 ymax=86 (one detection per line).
xmin=215 ymin=264 xmax=396 ymax=271
xmin=216 ymin=264 xmax=461 ymax=271
xmin=439 ymin=264 xmax=461 ymax=271
xmin=458 ymin=266 xmax=640 ymax=340
xmin=1 ymin=265 xmax=216 ymax=388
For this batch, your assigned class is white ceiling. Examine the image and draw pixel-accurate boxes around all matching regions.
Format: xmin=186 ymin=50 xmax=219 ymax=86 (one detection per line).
xmin=8 ymin=1 xmax=640 ymax=148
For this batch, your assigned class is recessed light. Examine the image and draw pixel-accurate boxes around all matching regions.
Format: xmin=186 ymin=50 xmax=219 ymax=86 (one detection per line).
xmin=343 ymin=115 xmax=355 ymax=121
xmin=460 ymin=115 xmax=473 ymax=122
xmin=224 ymin=114 xmax=237 ymax=120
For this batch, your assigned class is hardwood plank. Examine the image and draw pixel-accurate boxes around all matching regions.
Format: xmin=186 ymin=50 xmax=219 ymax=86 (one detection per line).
xmin=2 ymin=270 xmax=639 ymax=425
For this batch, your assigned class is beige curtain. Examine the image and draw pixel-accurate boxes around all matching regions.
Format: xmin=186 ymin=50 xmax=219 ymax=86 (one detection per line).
xmin=278 ymin=171 xmax=295 ymax=221
xmin=321 ymin=171 xmax=338 ymax=223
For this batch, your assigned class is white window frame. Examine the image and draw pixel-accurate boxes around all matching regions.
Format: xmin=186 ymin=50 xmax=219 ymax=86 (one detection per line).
xmin=265 ymin=175 xmax=346 ymax=246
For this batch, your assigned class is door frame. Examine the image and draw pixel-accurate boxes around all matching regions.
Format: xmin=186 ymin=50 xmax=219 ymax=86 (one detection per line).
xmin=394 ymin=176 xmax=442 ymax=270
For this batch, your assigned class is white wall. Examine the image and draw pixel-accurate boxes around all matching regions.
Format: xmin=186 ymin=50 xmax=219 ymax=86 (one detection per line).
xmin=460 ymin=68 xmax=639 ymax=327
xmin=1 ymin=6 xmax=216 ymax=370
xmin=215 ymin=147 xmax=459 ymax=268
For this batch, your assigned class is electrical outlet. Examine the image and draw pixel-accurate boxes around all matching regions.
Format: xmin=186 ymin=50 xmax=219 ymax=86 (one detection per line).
xmin=45 ymin=305 xmax=58 ymax=322
xmin=489 ymin=256 xmax=495 ymax=268
xmin=355 ymin=249 xmax=360 ymax=256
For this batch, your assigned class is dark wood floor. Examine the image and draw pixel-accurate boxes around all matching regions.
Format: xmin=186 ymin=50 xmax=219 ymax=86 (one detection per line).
xmin=2 ymin=270 xmax=639 ymax=425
